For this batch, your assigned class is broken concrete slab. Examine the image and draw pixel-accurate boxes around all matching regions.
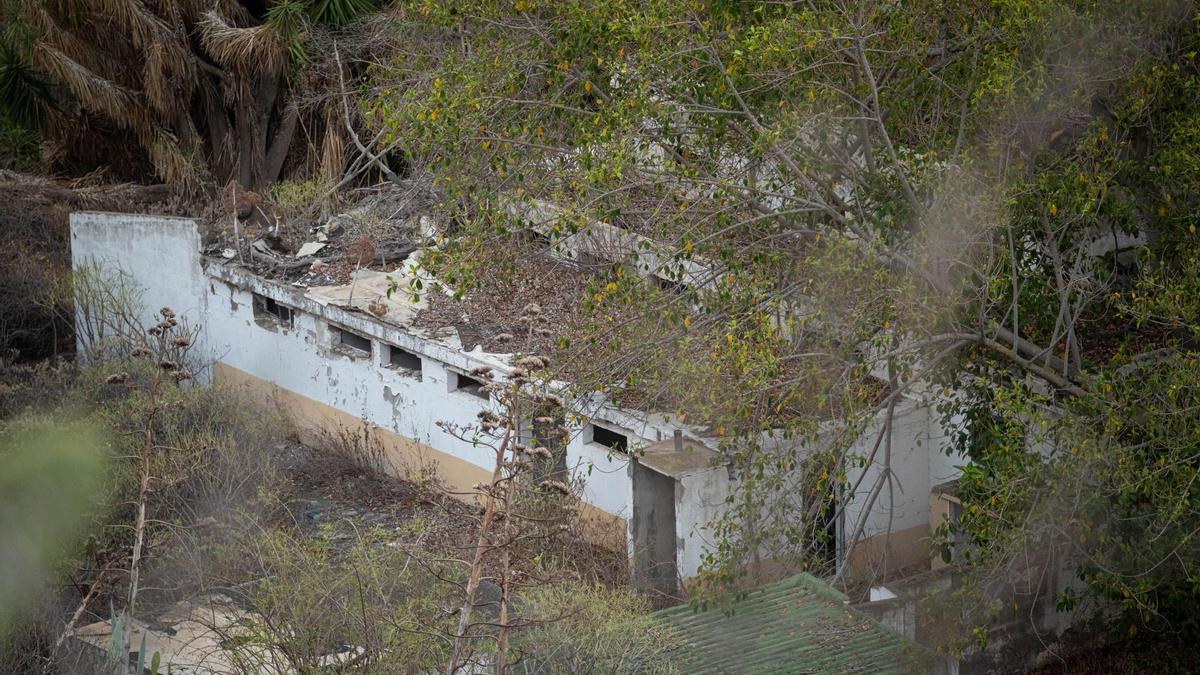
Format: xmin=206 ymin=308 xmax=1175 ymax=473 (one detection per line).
xmin=295 ymin=241 xmax=327 ymax=258
xmin=73 ymin=595 xmax=291 ymax=674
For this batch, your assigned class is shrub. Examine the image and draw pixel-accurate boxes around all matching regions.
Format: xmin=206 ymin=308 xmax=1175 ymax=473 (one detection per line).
xmin=511 ymin=583 xmax=679 ymax=674
xmin=223 ymin=525 xmax=458 ymax=673
xmin=0 ymin=355 xmax=289 ymax=672
xmin=269 ymin=179 xmax=329 ymax=210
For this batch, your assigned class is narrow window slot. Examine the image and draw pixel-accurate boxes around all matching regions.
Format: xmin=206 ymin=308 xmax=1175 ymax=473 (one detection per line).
xmin=387 ymin=345 xmax=422 ymax=373
xmin=252 ymin=292 xmax=294 ymax=328
xmin=332 ymin=326 xmax=372 ymax=357
xmin=452 ymin=371 xmax=489 ymax=400
xmin=589 ymin=423 xmax=628 ymax=453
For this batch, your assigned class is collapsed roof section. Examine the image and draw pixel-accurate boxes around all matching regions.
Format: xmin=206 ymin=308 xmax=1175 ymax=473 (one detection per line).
xmin=199 ymin=221 xmax=729 ymax=470
xmin=197 ymin=188 xmax=894 ymax=439
xmin=509 ymin=197 xmax=722 ymax=291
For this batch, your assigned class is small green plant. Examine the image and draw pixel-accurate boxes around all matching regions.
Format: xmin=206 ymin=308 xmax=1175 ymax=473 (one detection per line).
xmin=269 ymin=179 xmax=331 ymax=210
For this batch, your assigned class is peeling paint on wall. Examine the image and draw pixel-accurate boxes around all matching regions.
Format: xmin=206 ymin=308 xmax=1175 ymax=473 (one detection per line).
xmin=68 ymin=211 xmax=968 ymax=580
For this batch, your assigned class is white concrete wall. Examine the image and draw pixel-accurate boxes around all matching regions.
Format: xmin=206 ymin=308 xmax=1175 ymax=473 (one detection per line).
xmin=72 ymin=211 xmax=961 ymax=580
xmin=565 ymin=405 xmax=731 ymax=577
xmin=927 ymin=403 xmax=968 ymax=491
xmin=839 ymin=396 xmax=971 ymax=574
xmin=70 ymin=212 xmax=731 ymax=578
xmin=206 ymin=275 xmax=489 ymax=462
xmin=566 ymin=431 xmax=634 ymax=525
xmin=69 ymin=211 xmax=210 ymax=378
xmin=676 ymin=466 xmax=729 ymax=577
xmin=842 ymin=401 xmax=937 ymax=543
xmin=206 ymin=267 xmax=727 ymax=577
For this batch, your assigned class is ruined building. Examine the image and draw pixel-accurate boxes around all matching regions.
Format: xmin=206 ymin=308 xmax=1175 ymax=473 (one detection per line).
xmin=70 ymin=210 xmax=968 ymax=595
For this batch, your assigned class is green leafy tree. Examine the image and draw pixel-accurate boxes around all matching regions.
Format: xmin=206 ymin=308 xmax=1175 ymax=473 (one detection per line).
xmin=359 ymin=1 xmax=1200 ymax=632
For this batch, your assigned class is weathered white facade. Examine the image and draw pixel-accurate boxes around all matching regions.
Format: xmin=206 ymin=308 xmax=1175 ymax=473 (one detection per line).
xmin=840 ymin=399 xmax=966 ymax=573
xmin=70 ymin=210 xmax=967 ymax=585
xmin=70 ymin=211 xmax=739 ymax=582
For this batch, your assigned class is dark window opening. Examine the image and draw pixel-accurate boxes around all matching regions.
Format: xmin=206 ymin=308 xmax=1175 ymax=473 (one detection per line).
xmin=252 ymin=293 xmax=293 ymax=328
xmin=590 ymin=424 xmax=628 ymax=452
xmin=387 ymin=345 xmax=422 ymax=373
xmin=518 ymin=229 xmax=551 ymax=247
xmin=333 ymin=326 xmax=372 ymax=356
xmin=652 ymin=274 xmax=688 ymax=295
xmin=944 ymin=499 xmax=967 ymax=554
xmin=453 ymin=371 xmax=489 ymax=400
xmin=814 ymin=492 xmax=838 ymax=568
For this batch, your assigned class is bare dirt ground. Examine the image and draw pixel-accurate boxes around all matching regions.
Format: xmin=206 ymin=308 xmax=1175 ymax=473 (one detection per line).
xmin=268 ymin=442 xmax=628 ymax=587
xmin=271 ymin=442 xmax=480 ymax=561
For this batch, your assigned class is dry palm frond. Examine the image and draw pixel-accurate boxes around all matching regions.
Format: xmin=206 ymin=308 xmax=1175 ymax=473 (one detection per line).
xmin=23 ymin=0 xmax=122 ymax=82
xmin=319 ymin=101 xmax=346 ymax=183
xmin=33 ymin=44 xmax=143 ymax=129
xmin=157 ymin=0 xmax=187 ymax=30
xmin=0 ymin=169 xmax=170 ymax=206
xmin=39 ymin=137 xmax=67 ymax=169
xmin=89 ymin=0 xmax=186 ymax=64
xmin=219 ymin=73 xmax=250 ymax=109
xmin=199 ymin=10 xmax=286 ymax=75
xmin=148 ymin=131 xmax=206 ymax=192
xmin=143 ymin=42 xmax=172 ymax=116
xmin=209 ymin=0 xmax=253 ymax=25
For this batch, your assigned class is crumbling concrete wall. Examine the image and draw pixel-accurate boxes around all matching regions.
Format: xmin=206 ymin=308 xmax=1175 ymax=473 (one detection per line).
xmin=205 ymin=266 xmax=507 ymax=479
xmin=565 ymin=405 xmax=732 ymax=579
xmin=675 ymin=465 xmax=729 ymax=583
xmin=68 ymin=211 xmax=729 ymax=574
xmin=79 ymin=211 xmax=973 ymax=583
xmin=840 ymin=399 xmax=968 ymax=578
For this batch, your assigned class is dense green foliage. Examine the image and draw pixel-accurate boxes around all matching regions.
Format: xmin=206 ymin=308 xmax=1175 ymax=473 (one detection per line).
xmin=5 ymin=0 xmax=1200 ymax=658
xmin=936 ymin=5 xmax=1200 ymax=644
xmin=356 ymin=0 xmax=1200 ymax=640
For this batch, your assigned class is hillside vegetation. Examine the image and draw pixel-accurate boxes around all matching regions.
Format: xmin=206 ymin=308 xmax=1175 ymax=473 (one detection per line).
xmin=3 ymin=0 xmax=1200 ymax=670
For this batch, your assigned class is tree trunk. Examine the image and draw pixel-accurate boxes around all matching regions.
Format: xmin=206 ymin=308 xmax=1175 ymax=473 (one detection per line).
xmin=235 ymin=92 xmax=253 ymax=189
xmin=448 ymin=430 xmax=511 ymax=674
xmin=201 ymin=81 xmax=235 ymax=184
xmin=263 ymin=103 xmax=299 ymax=187
xmin=249 ymin=74 xmax=280 ymax=190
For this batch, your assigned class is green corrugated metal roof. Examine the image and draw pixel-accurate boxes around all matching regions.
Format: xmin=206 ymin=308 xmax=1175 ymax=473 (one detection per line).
xmin=652 ymin=574 xmax=938 ymax=674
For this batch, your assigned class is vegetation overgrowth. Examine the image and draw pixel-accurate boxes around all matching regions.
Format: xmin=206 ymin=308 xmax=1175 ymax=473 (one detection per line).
xmin=0 ymin=307 xmax=670 ymax=673
xmin=2 ymin=0 xmax=1200 ymax=669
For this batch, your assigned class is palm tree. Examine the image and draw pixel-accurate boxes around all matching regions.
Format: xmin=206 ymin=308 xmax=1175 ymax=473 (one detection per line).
xmin=3 ymin=0 xmax=384 ymax=191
